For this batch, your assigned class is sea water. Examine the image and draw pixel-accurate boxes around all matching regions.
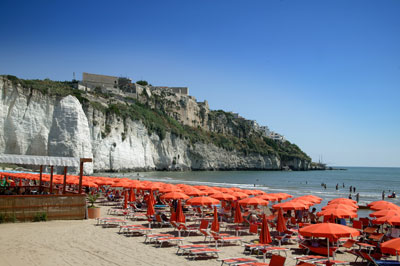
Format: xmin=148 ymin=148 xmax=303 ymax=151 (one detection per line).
xmin=103 ymin=167 xmax=400 ymax=217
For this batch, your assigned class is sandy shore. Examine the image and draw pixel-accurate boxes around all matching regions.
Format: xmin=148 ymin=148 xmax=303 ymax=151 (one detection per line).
xmin=0 ymin=205 xmax=374 ymax=266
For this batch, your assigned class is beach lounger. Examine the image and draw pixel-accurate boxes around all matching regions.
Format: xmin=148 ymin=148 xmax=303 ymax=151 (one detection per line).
xmin=176 ymin=244 xmax=209 ymax=255
xmin=218 ymin=257 xmax=258 ymax=266
xmin=212 ymin=232 xmax=242 ymax=247
xmin=187 ymin=248 xmax=221 ymax=260
xmin=144 ymin=233 xmax=173 ymax=243
xmin=295 ymin=255 xmax=327 ymax=264
xmin=257 ymin=246 xmax=289 ymax=262
xmin=125 ymin=226 xmax=152 ymax=236
xmin=118 ymin=224 xmax=143 ymax=234
xmin=314 ymin=260 xmax=350 ymax=265
xmin=240 ymin=255 xmax=286 ymax=266
xmin=244 ymin=244 xmax=271 ymax=255
xmin=156 ymin=237 xmax=184 ymax=247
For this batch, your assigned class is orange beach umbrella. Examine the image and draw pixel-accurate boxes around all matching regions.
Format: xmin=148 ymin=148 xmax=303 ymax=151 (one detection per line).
xmin=186 ymin=196 xmax=220 ymax=206
xmin=272 ymin=200 xmax=308 ymax=210
xmin=381 ymin=238 xmax=400 ymax=257
xmin=160 ymin=191 xmax=189 ymax=200
xmin=373 ymin=215 xmax=400 ymax=226
xmin=129 ymin=188 xmax=136 ymax=202
xmin=210 ymin=192 xmax=236 ymax=201
xmin=370 ymin=209 xmax=400 ymax=218
xmin=146 ymin=193 xmax=155 ymax=217
xmin=299 ymin=223 xmax=360 ymax=239
xmin=239 ymin=197 xmax=269 ymax=206
xmin=176 ymin=200 xmax=185 ymax=224
xmin=234 ymin=202 xmax=244 ymax=224
xmin=211 ymin=206 xmax=220 ymax=232
xmin=259 ymin=214 xmax=272 ymax=245
xmin=123 ymin=190 xmax=128 ymax=209
xmin=317 ymin=208 xmax=357 ymax=219
xmin=276 ymin=208 xmax=287 ymax=233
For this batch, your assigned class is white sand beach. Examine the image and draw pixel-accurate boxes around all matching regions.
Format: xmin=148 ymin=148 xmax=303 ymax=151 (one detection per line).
xmin=0 ymin=205 xmax=371 ymax=266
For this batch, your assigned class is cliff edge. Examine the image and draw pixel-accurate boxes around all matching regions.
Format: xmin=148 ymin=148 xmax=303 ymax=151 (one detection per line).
xmin=0 ymin=76 xmax=311 ymax=173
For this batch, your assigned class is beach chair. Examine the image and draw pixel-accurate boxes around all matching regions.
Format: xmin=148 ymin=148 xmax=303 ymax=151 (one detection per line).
xmin=126 ymin=226 xmax=152 ymax=236
xmin=257 ymin=246 xmax=289 ymax=262
xmin=219 ymin=257 xmax=258 ymax=266
xmin=211 ymin=232 xmax=242 ymax=247
xmin=179 ymin=223 xmax=201 ymax=236
xmin=176 ymin=244 xmax=209 ymax=255
xmin=295 ymin=255 xmax=328 ymax=264
xmin=296 ymin=263 xmax=316 ymax=266
xmin=144 ymin=233 xmax=173 ymax=244
xmin=187 ymin=248 xmax=221 ymax=260
xmin=352 ymin=220 xmax=363 ymax=230
xmin=244 ymin=243 xmax=271 ymax=255
xmin=156 ymin=237 xmax=184 ymax=248
xmin=364 ymin=253 xmax=400 ymax=266
xmin=237 ymin=255 xmax=286 ymax=266
xmin=153 ymin=214 xmax=170 ymax=228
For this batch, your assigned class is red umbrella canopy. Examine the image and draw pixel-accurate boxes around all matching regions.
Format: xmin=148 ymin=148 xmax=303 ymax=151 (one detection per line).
xmin=322 ymin=204 xmax=358 ymax=211
xmin=129 ymin=188 xmax=136 ymax=202
xmin=370 ymin=202 xmax=400 ymax=211
xmin=370 ymin=209 xmax=400 ymax=218
xmin=160 ymin=191 xmax=189 ymax=200
xmin=368 ymin=200 xmax=394 ymax=207
xmin=176 ymin=200 xmax=185 ymax=223
xmin=317 ymin=208 xmax=358 ymax=219
xmin=239 ymin=197 xmax=269 ymax=206
xmin=269 ymin=193 xmax=293 ymax=201
xmin=142 ymin=182 xmax=164 ymax=191
xmin=146 ymin=193 xmax=155 ymax=216
xmin=210 ymin=192 xmax=237 ymax=201
xmin=184 ymin=188 xmax=207 ymax=196
xmin=296 ymin=195 xmax=322 ymax=204
xmin=328 ymin=198 xmax=357 ymax=205
xmin=373 ymin=215 xmax=400 ymax=226
xmin=299 ymin=223 xmax=360 ymax=240
xmin=159 ymin=184 xmax=183 ymax=193
xmin=259 ymin=214 xmax=272 ymax=244
xmin=124 ymin=190 xmax=128 ymax=209
xmin=276 ymin=208 xmax=287 ymax=233
xmin=272 ymin=200 xmax=308 ymax=210
xmin=232 ymin=191 xmax=249 ymax=200
xmin=381 ymin=238 xmax=400 ymax=255
xmin=234 ymin=202 xmax=244 ymax=224
xmin=256 ymin=194 xmax=280 ymax=202
xmin=211 ymin=206 xmax=220 ymax=232
xmin=186 ymin=196 xmax=220 ymax=206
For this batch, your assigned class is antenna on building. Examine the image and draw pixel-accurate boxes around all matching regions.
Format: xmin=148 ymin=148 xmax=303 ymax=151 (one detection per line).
xmin=73 ymin=72 xmax=76 ymax=81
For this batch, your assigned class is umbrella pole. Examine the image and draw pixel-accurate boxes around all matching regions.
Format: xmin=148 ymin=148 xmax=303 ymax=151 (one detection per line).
xmin=327 ymin=238 xmax=330 ymax=262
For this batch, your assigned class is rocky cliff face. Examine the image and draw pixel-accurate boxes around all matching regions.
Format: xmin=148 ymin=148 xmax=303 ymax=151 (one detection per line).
xmin=0 ymin=77 xmax=310 ymax=173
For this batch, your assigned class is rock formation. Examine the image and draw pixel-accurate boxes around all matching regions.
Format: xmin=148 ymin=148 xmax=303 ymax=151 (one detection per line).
xmin=0 ymin=76 xmax=311 ymax=174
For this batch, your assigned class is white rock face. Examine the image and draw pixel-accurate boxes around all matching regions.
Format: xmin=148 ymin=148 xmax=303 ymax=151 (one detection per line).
xmin=0 ymin=77 xmax=300 ymax=174
xmin=48 ymin=95 xmax=93 ymax=173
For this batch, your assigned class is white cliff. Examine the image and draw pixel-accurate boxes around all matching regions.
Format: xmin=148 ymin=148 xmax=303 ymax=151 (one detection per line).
xmin=0 ymin=76 xmax=309 ymax=173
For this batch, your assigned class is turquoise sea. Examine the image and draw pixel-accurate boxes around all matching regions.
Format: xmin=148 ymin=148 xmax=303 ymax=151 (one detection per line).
xmin=103 ymin=167 xmax=400 ymax=217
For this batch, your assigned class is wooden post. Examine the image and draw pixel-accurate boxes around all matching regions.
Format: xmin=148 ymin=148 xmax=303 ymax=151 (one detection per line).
xmin=78 ymin=158 xmax=92 ymax=194
xmin=39 ymin=165 xmax=43 ymax=193
xmin=79 ymin=161 xmax=83 ymax=194
xmin=63 ymin=166 xmax=67 ymax=194
xmin=50 ymin=166 xmax=54 ymax=194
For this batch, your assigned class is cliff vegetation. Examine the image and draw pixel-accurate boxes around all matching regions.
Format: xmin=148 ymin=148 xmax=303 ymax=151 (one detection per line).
xmin=5 ymin=75 xmax=310 ymax=166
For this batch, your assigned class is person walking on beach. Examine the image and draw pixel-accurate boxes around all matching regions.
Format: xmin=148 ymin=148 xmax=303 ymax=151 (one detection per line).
xmin=336 ymin=184 xmax=338 ymax=190
xmin=353 ymin=187 xmax=356 ymax=193
xmin=349 ymin=186 xmax=352 ymax=193
xmin=356 ymin=193 xmax=359 ymax=203
xmin=382 ymin=190 xmax=385 ymax=200
xmin=348 ymin=194 xmax=352 ymax=200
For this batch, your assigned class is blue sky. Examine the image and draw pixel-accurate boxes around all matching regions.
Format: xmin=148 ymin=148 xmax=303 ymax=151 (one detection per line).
xmin=1 ymin=0 xmax=399 ymax=167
